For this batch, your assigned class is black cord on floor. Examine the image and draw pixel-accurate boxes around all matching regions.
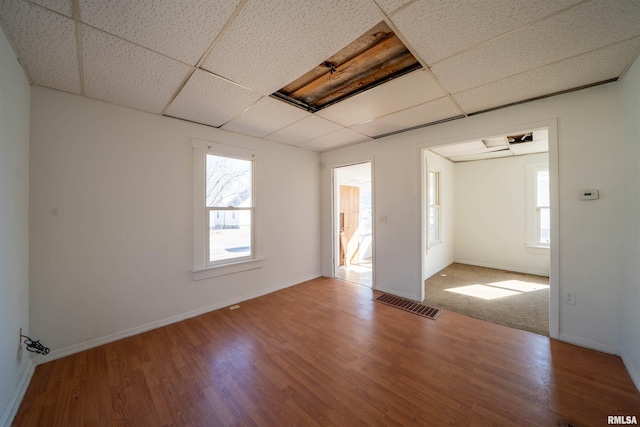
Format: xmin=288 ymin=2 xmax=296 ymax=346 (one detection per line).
xmin=20 ymin=335 xmax=50 ymax=355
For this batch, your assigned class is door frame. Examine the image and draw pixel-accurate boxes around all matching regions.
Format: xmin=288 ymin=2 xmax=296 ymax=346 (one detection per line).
xmin=418 ymin=118 xmax=559 ymax=339
xmin=332 ymin=161 xmax=375 ymax=289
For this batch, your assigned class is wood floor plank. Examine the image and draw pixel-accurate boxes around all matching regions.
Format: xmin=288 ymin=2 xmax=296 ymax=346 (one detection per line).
xmin=12 ymin=277 xmax=640 ymax=426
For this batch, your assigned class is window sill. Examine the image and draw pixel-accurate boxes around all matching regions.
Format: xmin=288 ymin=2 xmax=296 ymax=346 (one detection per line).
xmin=192 ymin=257 xmax=264 ymax=281
xmin=427 ymin=241 xmax=444 ymax=253
xmin=525 ymin=244 xmax=550 ymax=254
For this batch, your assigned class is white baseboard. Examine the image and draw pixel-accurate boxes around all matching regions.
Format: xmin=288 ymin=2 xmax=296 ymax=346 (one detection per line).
xmin=36 ymin=274 xmax=321 ymax=365
xmin=0 ymin=358 xmax=35 ymax=427
xmin=454 ymin=258 xmax=549 ymax=277
xmin=424 ymin=260 xmax=454 ymax=281
xmin=375 ymin=286 xmax=419 ymax=301
xmin=558 ymin=333 xmax=619 ymax=355
xmin=620 ymin=351 xmax=640 ymax=393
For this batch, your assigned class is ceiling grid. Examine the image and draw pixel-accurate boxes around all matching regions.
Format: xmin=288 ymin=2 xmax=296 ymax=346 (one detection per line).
xmin=1 ymin=0 xmax=639 ymax=152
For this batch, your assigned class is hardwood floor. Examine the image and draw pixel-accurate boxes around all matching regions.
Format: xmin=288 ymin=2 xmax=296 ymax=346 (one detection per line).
xmin=13 ymin=277 xmax=640 ymax=426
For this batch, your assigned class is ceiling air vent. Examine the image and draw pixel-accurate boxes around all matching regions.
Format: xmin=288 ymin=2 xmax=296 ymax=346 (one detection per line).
xmin=271 ymin=21 xmax=422 ymax=112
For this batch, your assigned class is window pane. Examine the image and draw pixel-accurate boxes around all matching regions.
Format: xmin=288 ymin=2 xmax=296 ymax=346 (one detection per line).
xmin=206 ymin=154 xmax=252 ymax=208
xmin=539 ymin=207 xmax=550 ymax=244
xmin=209 ymin=209 xmax=251 ymax=262
xmin=537 ymin=170 xmax=549 ymax=207
xmin=429 ymin=171 xmax=436 ymax=205
xmin=429 ymin=207 xmax=439 ymax=242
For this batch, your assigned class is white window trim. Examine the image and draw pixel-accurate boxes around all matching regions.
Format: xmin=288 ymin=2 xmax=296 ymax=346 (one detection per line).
xmin=192 ymin=139 xmax=264 ymax=280
xmin=525 ymin=162 xmax=550 ymax=250
xmin=428 ymin=169 xmax=442 ymax=247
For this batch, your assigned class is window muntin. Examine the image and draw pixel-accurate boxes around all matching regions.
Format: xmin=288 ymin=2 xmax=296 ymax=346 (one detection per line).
xmin=205 ymin=154 xmax=254 ymax=265
xmin=428 ymin=170 xmax=441 ymax=245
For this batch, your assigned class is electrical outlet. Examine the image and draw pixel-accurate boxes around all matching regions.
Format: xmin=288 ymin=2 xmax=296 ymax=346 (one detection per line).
xmin=565 ymin=291 xmax=576 ymax=305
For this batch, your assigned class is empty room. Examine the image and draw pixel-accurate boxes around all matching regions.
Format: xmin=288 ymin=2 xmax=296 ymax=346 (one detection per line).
xmin=1 ymin=0 xmax=640 ymax=426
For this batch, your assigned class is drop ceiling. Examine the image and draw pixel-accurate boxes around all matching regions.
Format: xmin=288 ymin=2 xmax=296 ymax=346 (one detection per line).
xmin=431 ymin=130 xmax=549 ymax=162
xmin=1 ymin=0 xmax=639 ymax=152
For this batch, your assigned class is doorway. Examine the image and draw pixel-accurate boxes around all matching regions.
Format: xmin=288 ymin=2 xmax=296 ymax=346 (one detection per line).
xmin=421 ymin=123 xmax=557 ymax=337
xmin=333 ymin=162 xmax=373 ymax=288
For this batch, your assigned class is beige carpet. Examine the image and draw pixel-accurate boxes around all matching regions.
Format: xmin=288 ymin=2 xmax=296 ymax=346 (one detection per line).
xmin=424 ymin=263 xmax=549 ymax=336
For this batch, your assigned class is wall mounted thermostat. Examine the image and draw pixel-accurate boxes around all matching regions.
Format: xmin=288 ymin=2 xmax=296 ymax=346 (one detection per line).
xmin=579 ymin=190 xmax=599 ymax=200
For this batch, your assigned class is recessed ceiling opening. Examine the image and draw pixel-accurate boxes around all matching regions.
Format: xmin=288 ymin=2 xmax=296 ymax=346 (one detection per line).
xmin=430 ymin=130 xmax=548 ymax=162
xmin=272 ymin=21 xmax=422 ymax=112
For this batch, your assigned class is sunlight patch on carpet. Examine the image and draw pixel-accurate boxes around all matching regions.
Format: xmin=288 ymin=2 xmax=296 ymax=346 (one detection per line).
xmin=445 ymin=284 xmax=520 ymax=300
xmin=486 ymin=280 xmax=549 ymax=292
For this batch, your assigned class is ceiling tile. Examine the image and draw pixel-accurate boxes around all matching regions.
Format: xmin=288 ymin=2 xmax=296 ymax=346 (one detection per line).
xmin=454 ymin=37 xmax=640 ymax=113
xmin=32 ymin=0 xmax=72 ymax=17
xmin=391 ymin=0 xmax=582 ymax=64
xmin=82 ymin=25 xmax=191 ymax=114
xmin=297 ymin=128 xmax=372 ymax=152
xmin=509 ymin=140 xmax=548 ymax=155
xmin=432 ymin=140 xmax=487 ymax=156
xmin=351 ymin=97 xmax=462 ymax=138
xmin=316 ymin=70 xmax=445 ymax=127
xmin=372 ymin=0 xmax=413 ymax=15
xmin=79 ymin=0 xmax=238 ymax=65
xmin=0 ymin=0 xmax=79 ymax=93
xmin=166 ymin=69 xmax=262 ymax=127
xmin=432 ymin=0 xmax=640 ymax=93
xmin=265 ymin=115 xmax=344 ymax=146
xmin=222 ymin=96 xmax=310 ymax=138
xmin=201 ymin=0 xmax=381 ymax=95
xmin=450 ymin=150 xmax=512 ymax=162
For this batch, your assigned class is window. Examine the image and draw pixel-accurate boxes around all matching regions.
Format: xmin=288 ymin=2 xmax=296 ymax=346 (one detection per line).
xmin=526 ymin=163 xmax=550 ymax=247
xmin=206 ymin=153 xmax=253 ymax=265
xmin=428 ymin=170 xmax=441 ymax=245
xmin=192 ymin=140 xmax=262 ymax=278
xmin=536 ymin=169 xmax=550 ymax=245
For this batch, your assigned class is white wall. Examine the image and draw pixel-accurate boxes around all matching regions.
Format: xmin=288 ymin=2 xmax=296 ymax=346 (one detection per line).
xmin=454 ymin=153 xmax=550 ymax=276
xmin=423 ymin=151 xmax=455 ymax=282
xmin=620 ymin=56 xmax=640 ymax=389
xmin=321 ymin=81 xmax=624 ymax=353
xmin=29 ymin=87 xmax=321 ymax=359
xmin=0 ymin=28 xmax=32 ymax=426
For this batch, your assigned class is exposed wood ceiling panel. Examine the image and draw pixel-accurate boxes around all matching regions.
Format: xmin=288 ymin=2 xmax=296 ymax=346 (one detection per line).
xmin=1 ymin=0 xmax=640 ymax=151
xmin=82 ymin=25 xmax=191 ymax=114
xmin=165 ymin=69 xmax=261 ymax=127
xmin=201 ymin=0 xmax=381 ymax=95
xmin=273 ymin=21 xmax=421 ymax=112
xmin=0 ymin=0 xmax=79 ymax=93
xmin=79 ymin=0 xmax=239 ymax=65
